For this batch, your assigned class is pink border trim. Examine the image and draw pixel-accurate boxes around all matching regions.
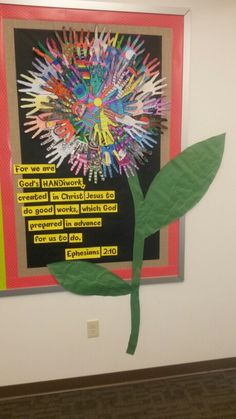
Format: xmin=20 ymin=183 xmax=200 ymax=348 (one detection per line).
xmin=0 ymin=5 xmax=183 ymax=289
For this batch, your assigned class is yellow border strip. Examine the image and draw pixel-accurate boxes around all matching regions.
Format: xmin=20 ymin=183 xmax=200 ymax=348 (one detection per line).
xmin=0 ymin=186 xmax=6 ymax=290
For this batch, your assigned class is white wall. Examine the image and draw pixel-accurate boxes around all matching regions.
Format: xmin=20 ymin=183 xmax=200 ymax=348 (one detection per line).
xmin=1 ymin=0 xmax=236 ymax=386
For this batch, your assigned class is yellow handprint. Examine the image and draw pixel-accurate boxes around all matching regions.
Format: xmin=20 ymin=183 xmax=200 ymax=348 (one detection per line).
xmin=119 ymin=74 xmax=144 ymax=98
xmin=94 ymin=110 xmax=117 ymax=146
xmin=20 ymin=93 xmax=55 ymax=116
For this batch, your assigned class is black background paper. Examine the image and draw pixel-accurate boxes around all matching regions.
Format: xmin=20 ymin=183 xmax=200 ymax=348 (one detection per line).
xmin=14 ymin=28 xmax=162 ymax=268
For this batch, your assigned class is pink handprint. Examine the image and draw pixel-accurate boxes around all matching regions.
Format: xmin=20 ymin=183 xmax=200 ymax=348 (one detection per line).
xmin=24 ymin=112 xmax=53 ymax=138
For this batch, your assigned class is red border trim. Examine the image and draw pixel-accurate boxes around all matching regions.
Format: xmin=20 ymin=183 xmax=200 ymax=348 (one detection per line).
xmin=0 ymin=5 xmax=183 ymax=290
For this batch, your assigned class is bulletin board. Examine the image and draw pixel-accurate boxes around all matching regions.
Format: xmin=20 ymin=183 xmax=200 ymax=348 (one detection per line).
xmin=0 ymin=4 xmax=184 ymax=294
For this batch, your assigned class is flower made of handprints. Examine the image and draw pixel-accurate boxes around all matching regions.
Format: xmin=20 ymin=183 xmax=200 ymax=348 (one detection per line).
xmin=18 ymin=27 xmax=168 ymax=183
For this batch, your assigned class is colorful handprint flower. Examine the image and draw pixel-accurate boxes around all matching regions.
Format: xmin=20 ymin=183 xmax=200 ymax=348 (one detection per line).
xmin=16 ymin=26 xmax=225 ymax=356
xmin=18 ymin=26 xmax=168 ymax=183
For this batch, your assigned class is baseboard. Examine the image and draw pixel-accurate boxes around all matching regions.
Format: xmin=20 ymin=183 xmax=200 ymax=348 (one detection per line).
xmin=1 ymin=357 xmax=236 ymax=400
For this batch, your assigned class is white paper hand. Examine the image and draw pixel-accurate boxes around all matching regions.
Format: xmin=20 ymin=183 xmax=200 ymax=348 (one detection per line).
xmin=45 ymin=138 xmax=77 ymax=167
xmin=17 ymin=73 xmax=46 ymax=94
xmin=134 ymin=74 xmax=167 ymax=100
xmin=90 ymin=26 xmax=110 ymax=61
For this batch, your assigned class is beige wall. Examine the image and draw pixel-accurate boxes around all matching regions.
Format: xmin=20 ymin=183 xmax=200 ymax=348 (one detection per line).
xmin=1 ymin=0 xmax=236 ymax=386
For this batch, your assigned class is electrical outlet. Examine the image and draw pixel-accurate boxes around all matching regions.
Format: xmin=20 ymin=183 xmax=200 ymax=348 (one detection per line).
xmin=87 ymin=320 xmax=99 ymax=338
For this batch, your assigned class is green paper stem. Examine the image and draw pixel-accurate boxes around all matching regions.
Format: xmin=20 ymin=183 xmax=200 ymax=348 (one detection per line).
xmin=126 ymin=134 xmax=225 ymax=354
xmin=126 ymin=175 xmax=145 ymax=355
xmin=127 ymin=286 xmax=140 ymax=354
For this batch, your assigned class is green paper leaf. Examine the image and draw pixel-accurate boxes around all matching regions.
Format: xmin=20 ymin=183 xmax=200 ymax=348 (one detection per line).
xmin=143 ymin=134 xmax=225 ymax=237
xmin=47 ymin=261 xmax=131 ymax=296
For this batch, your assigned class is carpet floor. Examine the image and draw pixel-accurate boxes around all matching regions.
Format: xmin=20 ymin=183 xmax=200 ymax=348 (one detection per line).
xmin=0 ymin=369 xmax=236 ymax=418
